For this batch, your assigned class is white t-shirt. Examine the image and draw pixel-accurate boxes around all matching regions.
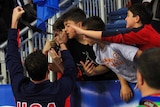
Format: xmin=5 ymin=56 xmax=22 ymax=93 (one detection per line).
xmin=93 ymin=43 xmax=139 ymax=83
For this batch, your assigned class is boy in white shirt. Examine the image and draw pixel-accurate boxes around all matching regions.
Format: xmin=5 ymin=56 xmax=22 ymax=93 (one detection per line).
xmin=80 ymin=16 xmax=142 ymax=102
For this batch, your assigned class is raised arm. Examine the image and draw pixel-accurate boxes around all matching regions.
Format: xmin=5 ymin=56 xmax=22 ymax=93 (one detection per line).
xmin=6 ymin=6 xmax=25 ymax=88
xmin=49 ymin=30 xmax=77 ymax=98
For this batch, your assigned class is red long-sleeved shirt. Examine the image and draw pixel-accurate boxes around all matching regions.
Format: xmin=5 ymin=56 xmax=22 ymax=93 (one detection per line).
xmin=102 ymin=24 xmax=160 ymax=51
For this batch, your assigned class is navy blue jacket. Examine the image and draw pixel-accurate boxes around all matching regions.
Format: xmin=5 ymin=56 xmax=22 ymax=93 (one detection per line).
xmin=6 ymin=29 xmax=77 ymax=107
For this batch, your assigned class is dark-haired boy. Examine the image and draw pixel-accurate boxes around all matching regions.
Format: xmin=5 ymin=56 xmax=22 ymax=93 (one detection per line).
xmin=62 ymin=7 xmax=117 ymax=81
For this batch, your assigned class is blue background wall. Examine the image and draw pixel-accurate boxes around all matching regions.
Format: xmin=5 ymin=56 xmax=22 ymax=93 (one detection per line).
xmin=71 ymin=80 xmax=141 ymax=107
xmin=0 ymin=80 xmax=141 ymax=107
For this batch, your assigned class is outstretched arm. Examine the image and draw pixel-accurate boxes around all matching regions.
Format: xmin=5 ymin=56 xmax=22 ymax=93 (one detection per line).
xmin=70 ymin=24 xmax=102 ymax=40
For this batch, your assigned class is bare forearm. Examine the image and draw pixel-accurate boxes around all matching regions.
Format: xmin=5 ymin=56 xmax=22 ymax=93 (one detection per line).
xmin=83 ymin=30 xmax=102 ymax=40
xmin=94 ymin=65 xmax=110 ymax=75
xmin=117 ymin=74 xmax=129 ymax=86
xmin=11 ymin=20 xmax=18 ymax=29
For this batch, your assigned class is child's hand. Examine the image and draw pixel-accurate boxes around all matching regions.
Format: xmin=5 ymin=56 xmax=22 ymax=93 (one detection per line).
xmin=120 ymin=84 xmax=133 ymax=102
xmin=69 ymin=24 xmax=85 ymax=35
xmin=80 ymin=60 xmax=96 ymax=76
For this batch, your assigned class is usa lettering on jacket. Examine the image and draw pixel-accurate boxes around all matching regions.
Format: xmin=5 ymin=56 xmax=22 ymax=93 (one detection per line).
xmin=17 ymin=101 xmax=56 ymax=107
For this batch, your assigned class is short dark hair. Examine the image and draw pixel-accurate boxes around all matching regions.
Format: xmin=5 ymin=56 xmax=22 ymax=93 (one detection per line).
xmin=82 ymin=16 xmax=106 ymax=31
xmin=25 ymin=50 xmax=48 ymax=81
xmin=137 ymin=48 xmax=160 ymax=89
xmin=128 ymin=3 xmax=153 ymax=25
xmin=63 ymin=7 xmax=86 ymax=23
xmin=53 ymin=17 xmax=65 ymax=31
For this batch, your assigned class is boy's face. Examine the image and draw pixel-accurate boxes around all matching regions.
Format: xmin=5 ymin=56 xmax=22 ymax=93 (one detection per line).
xmin=125 ymin=10 xmax=137 ymax=29
xmin=64 ymin=20 xmax=80 ymax=39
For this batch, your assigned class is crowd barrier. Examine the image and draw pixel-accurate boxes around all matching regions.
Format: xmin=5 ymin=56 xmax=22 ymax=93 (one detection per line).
xmin=0 ymin=85 xmax=15 ymax=107
xmin=70 ymin=80 xmax=141 ymax=107
xmin=0 ymin=80 xmax=141 ymax=107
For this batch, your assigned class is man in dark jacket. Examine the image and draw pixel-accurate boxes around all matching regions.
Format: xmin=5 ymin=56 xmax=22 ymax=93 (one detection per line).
xmin=6 ymin=6 xmax=77 ymax=107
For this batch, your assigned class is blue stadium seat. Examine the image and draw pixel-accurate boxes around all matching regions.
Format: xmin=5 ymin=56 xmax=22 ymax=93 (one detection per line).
xmin=106 ymin=20 xmax=127 ymax=32
xmin=106 ymin=7 xmax=128 ymax=32
xmin=108 ymin=8 xmax=127 ymax=23
xmin=106 ymin=20 xmax=126 ymax=29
